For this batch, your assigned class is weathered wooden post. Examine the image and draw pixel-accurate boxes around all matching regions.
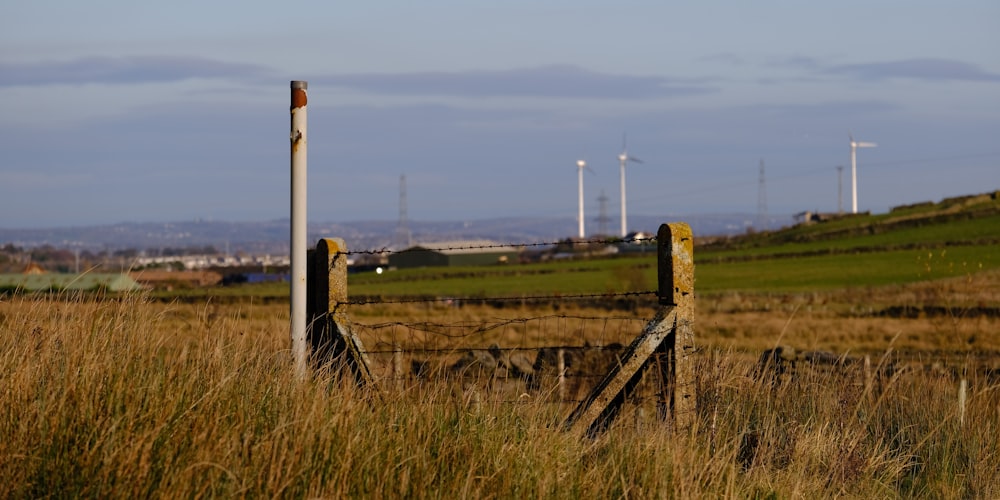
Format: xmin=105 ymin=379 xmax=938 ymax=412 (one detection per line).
xmin=557 ymin=348 xmax=567 ymax=404
xmin=655 ymin=222 xmax=696 ymax=429
xmin=393 ymin=344 xmax=403 ymax=390
xmin=307 ymin=238 xmax=378 ymax=390
xmin=959 ymin=378 xmax=967 ymax=426
xmin=564 ymin=222 xmax=695 ymax=436
xmin=864 ymin=355 xmax=873 ymax=394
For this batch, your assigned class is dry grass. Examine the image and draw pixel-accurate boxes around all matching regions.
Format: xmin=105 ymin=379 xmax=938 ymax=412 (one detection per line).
xmin=701 ymin=269 xmax=1000 ymax=357
xmin=2 ymin=283 xmax=998 ymax=497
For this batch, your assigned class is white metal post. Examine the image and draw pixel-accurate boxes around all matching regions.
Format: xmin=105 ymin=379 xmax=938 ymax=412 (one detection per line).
xmin=850 ymin=144 xmax=858 ymax=214
xmin=849 ymin=137 xmax=876 ymax=214
xmin=290 ymin=80 xmax=308 ymax=379
xmin=577 ymin=160 xmax=586 ymax=239
xmin=619 ymin=159 xmax=627 ymax=237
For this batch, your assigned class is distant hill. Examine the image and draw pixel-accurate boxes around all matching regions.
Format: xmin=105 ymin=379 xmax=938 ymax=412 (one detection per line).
xmin=0 ymin=213 xmax=786 ymax=253
xmin=699 ymin=191 xmax=1000 ymax=255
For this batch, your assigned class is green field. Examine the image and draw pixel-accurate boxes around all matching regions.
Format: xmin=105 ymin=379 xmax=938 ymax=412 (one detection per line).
xmin=338 ymin=243 xmax=995 ymax=298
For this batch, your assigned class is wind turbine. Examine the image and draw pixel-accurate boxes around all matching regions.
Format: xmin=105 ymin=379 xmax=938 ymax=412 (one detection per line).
xmin=617 ymin=135 xmax=643 ymax=237
xmin=849 ymin=132 xmax=877 ymax=214
xmin=576 ymin=159 xmax=593 ymax=239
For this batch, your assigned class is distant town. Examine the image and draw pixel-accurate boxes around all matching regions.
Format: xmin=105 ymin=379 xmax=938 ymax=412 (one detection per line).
xmin=0 ymin=212 xmax=790 ymax=292
xmin=0 ymin=213 xmax=782 ymax=255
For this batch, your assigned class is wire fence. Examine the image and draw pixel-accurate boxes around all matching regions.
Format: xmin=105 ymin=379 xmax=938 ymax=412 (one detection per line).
xmin=328 ymin=236 xmax=670 ymax=408
xmin=347 ymin=305 xmax=663 ymax=406
xmin=341 ymin=235 xmax=658 ymax=257
xmin=311 ymin=230 xmax=996 ymax=427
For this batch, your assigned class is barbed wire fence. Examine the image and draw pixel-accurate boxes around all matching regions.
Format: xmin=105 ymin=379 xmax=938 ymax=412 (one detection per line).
xmin=306 ymin=224 xmax=698 ymax=434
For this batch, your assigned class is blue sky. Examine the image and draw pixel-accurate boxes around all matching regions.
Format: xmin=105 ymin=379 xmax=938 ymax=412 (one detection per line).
xmin=2 ymin=1 xmax=998 ymax=231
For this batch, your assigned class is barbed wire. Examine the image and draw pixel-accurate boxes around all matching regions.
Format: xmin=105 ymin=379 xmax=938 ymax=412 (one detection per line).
xmin=346 ymin=290 xmax=657 ymax=307
xmin=364 ymin=342 xmax=634 ymax=356
xmin=355 ymin=312 xmax=647 ymax=341
xmin=375 ymin=394 xmax=673 ymax=407
xmin=359 ymin=343 xmax=707 ymax=358
xmin=343 ymin=235 xmax=658 ymax=256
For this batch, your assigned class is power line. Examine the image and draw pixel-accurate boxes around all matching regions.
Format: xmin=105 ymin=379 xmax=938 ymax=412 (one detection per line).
xmin=630 ymin=150 xmax=1000 ymax=205
xmin=394 ymin=174 xmax=412 ymax=249
xmin=757 ymin=159 xmax=767 ymax=230
xmin=595 ymin=189 xmax=611 ymax=236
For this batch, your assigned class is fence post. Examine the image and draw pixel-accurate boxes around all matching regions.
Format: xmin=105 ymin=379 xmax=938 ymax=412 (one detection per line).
xmin=290 ymin=80 xmax=309 ymax=380
xmin=307 ymin=238 xmax=378 ymax=390
xmin=393 ymin=344 xmax=403 ymax=390
xmin=557 ymin=348 xmax=566 ymax=404
xmin=959 ymin=378 xmax=967 ymax=426
xmin=657 ymin=222 xmax=696 ymax=430
xmin=564 ymin=222 xmax=696 ymax=436
xmin=864 ymin=355 xmax=873 ymax=394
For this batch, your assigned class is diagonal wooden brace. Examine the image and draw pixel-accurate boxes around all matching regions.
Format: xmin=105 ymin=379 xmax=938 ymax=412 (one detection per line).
xmin=564 ymin=222 xmax=695 ymax=436
xmin=564 ymin=307 xmax=677 ymax=436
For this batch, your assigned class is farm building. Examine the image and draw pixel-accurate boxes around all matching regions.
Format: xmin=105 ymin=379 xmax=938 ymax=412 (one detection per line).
xmin=388 ymin=240 xmax=520 ymax=269
xmin=129 ymin=270 xmax=223 ymax=290
xmin=0 ymin=273 xmax=143 ymax=293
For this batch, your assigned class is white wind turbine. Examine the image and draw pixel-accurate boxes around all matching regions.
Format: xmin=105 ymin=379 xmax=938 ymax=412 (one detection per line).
xmin=849 ymin=132 xmax=877 ymax=214
xmin=576 ymin=159 xmax=593 ymax=239
xmin=617 ymin=135 xmax=643 ymax=237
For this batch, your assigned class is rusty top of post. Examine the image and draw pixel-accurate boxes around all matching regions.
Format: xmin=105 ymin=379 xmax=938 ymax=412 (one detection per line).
xmin=290 ymin=81 xmax=308 ymax=109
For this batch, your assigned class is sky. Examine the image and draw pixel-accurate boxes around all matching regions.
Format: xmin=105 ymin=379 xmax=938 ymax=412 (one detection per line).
xmin=2 ymin=1 xmax=999 ymax=232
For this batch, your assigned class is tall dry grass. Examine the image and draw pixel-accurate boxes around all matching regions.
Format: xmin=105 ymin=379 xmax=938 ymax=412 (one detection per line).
xmin=2 ymin=293 xmax=998 ymax=497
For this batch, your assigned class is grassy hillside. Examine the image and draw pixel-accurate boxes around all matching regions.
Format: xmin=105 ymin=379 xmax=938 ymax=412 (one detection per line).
xmin=342 ymin=192 xmax=999 ymax=299
xmin=700 ymin=191 xmax=1000 ymax=256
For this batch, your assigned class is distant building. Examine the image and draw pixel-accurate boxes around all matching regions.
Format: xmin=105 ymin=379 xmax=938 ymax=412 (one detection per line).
xmin=793 ymin=211 xmax=865 ymax=225
xmin=388 ymin=240 xmax=519 ymax=269
xmin=243 ymin=272 xmax=289 ymax=284
xmin=129 ymin=270 xmax=223 ymax=290
xmin=615 ymin=231 xmax=656 ymax=254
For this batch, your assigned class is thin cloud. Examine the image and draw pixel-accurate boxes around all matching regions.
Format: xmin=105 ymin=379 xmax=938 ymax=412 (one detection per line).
xmin=766 ymin=55 xmax=823 ymax=70
xmin=315 ymin=65 xmax=718 ymax=99
xmin=0 ymin=55 xmax=271 ymax=87
xmin=826 ymin=58 xmax=1000 ymax=82
xmin=697 ymin=53 xmax=746 ymax=66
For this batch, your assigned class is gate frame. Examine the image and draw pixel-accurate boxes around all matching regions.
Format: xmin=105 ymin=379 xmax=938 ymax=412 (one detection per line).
xmin=305 ymin=223 xmax=696 ymax=436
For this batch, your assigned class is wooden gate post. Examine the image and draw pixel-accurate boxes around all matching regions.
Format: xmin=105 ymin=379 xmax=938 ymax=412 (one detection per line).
xmin=564 ymin=222 xmax=695 ymax=436
xmin=307 ymin=238 xmax=378 ymax=389
xmin=656 ymin=222 xmax=696 ymax=429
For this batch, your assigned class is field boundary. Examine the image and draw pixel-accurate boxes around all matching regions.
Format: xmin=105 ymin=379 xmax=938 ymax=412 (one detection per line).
xmin=307 ymin=222 xmax=698 ymax=435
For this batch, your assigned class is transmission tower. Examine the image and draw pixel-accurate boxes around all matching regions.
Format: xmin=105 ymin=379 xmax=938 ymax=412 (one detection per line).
xmin=756 ymin=159 xmax=768 ymax=231
xmin=394 ymin=174 xmax=412 ymax=249
xmin=836 ymin=165 xmax=844 ymax=214
xmin=595 ymin=189 xmax=611 ymax=236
